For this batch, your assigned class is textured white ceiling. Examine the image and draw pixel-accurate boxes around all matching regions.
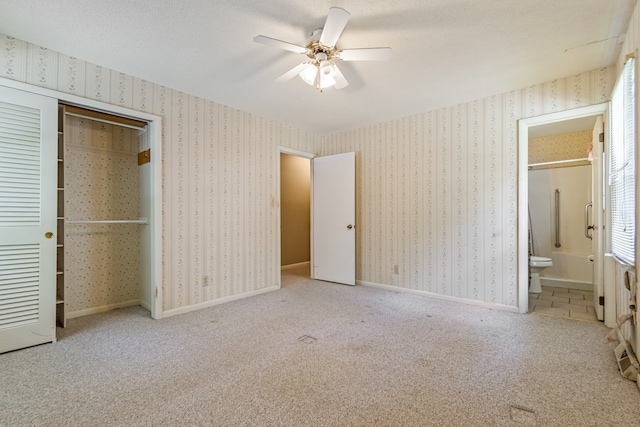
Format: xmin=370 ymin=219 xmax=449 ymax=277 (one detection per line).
xmin=0 ymin=0 xmax=635 ymax=135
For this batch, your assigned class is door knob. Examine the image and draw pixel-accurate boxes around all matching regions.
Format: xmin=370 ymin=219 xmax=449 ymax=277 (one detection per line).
xmin=45 ymin=232 xmax=53 ymax=239
xmin=347 ymin=224 xmax=353 ymax=229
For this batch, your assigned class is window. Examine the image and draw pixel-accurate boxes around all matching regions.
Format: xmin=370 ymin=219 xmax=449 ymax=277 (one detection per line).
xmin=609 ymin=57 xmax=635 ymax=265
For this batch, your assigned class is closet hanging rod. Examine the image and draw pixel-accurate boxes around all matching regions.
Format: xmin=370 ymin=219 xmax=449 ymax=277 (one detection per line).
xmin=62 ymin=104 xmax=148 ymax=130
xmin=66 ymin=217 xmax=148 ymax=225
xmin=528 ymin=157 xmax=590 ymax=168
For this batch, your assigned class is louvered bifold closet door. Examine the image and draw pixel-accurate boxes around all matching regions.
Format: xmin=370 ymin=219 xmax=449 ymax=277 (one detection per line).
xmin=0 ymin=85 xmax=57 ymax=353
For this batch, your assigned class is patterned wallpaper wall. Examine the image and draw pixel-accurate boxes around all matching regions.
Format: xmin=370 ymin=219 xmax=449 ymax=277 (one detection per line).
xmin=528 ymin=130 xmax=592 ymax=170
xmin=0 ymin=32 xmax=317 ymax=312
xmin=64 ymin=116 xmax=141 ymax=313
xmin=0 ymin=31 xmax=617 ymax=312
xmin=320 ymin=69 xmax=614 ymax=308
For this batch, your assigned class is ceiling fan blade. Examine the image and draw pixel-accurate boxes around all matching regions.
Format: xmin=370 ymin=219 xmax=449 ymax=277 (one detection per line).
xmin=275 ymin=63 xmax=312 ymax=83
xmin=337 ymin=47 xmax=392 ymax=61
xmin=333 ymin=64 xmax=349 ymax=89
xmin=319 ymin=7 xmax=350 ymax=48
xmin=254 ymin=35 xmax=308 ymax=54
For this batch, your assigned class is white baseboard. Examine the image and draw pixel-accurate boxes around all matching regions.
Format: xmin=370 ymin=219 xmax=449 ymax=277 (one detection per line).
xmin=66 ymin=299 xmax=142 ymax=319
xmin=162 ymin=285 xmax=280 ymax=318
xmin=281 ymin=261 xmax=310 ymax=270
xmin=357 ymin=280 xmax=519 ymax=313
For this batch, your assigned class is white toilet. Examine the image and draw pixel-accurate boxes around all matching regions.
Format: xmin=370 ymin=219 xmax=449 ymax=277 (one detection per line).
xmin=529 ymin=256 xmax=553 ymax=294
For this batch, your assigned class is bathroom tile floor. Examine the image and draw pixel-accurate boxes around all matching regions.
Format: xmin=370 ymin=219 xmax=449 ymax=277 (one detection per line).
xmin=528 ymin=285 xmax=598 ymax=321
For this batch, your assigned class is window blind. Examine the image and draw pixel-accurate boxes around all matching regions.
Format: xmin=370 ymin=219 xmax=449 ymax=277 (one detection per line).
xmin=609 ymin=57 xmax=635 ymax=265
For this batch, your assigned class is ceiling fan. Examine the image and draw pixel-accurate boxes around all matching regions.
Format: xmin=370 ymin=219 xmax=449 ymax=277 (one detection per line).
xmin=254 ymin=7 xmax=392 ymax=92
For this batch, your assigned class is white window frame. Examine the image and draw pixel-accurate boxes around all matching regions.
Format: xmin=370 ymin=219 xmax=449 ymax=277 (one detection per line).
xmin=608 ymin=57 xmax=636 ymax=265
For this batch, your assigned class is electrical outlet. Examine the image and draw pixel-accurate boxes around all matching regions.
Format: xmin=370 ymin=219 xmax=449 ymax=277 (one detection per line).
xmin=393 ymin=265 xmax=399 ymax=275
xmin=202 ymin=275 xmax=209 ymax=286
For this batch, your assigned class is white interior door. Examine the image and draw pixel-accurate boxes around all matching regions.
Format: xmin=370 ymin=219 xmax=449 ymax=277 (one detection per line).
xmin=591 ymin=115 xmax=605 ymax=320
xmin=312 ymin=152 xmax=355 ymax=285
xmin=0 ymin=86 xmax=57 ymax=353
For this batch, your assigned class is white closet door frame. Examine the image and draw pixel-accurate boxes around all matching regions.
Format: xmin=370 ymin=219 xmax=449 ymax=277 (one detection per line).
xmin=0 ymin=77 xmax=164 ymax=320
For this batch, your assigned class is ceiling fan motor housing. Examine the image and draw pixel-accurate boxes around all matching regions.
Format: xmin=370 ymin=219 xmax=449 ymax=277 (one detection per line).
xmin=306 ymin=29 xmax=337 ymax=63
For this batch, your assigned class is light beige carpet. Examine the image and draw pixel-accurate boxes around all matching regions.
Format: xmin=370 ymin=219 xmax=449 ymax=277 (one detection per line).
xmin=1 ymin=265 xmax=638 ymax=426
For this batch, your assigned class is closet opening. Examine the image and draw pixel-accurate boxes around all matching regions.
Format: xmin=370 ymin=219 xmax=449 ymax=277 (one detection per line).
xmin=56 ymin=103 xmax=155 ymax=327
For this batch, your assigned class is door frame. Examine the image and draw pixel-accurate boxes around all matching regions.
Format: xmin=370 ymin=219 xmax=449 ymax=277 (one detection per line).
xmin=276 ymin=146 xmax=315 ymax=287
xmin=0 ymin=77 xmax=164 ymax=319
xmin=518 ymin=103 xmax=609 ymax=314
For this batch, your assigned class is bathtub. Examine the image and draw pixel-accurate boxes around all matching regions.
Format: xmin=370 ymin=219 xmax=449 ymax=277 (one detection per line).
xmin=540 ymin=251 xmax=593 ymax=291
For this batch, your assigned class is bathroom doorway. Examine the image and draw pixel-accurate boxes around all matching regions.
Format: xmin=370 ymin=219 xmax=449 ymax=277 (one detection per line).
xmin=518 ymin=103 xmax=609 ymax=318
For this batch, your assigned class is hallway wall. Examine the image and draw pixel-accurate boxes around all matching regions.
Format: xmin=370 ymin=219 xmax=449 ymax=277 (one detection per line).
xmin=0 ymin=31 xmax=618 ymax=313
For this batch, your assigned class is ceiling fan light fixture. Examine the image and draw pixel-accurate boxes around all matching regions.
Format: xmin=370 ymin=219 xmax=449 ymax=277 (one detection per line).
xmin=320 ymin=60 xmax=336 ymax=78
xmin=319 ymin=61 xmax=337 ymax=89
xmin=299 ymin=63 xmax=318 ymax=85
xmin=299 ymin=61 xmax=337 ymax=90
xmin=319 ymin=73 xmax=336 ymax=89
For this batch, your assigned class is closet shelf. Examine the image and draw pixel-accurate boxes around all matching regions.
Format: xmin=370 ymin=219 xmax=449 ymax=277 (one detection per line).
xmin=66 ymin=217 xmax=148 ymax=225
xmin=528 ymin=157 xmax=590 ymax=168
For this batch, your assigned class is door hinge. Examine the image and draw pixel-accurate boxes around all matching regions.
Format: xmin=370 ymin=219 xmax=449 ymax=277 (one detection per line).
xmin=599 ymin=132 xmax=604 ymax=143
xmin=155 ymin=287 xmax=158 ymax=298
xmin=599 ymin=296 xmax=605 ymax=306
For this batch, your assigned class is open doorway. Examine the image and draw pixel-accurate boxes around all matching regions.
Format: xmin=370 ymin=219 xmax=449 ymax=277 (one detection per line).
xmin=526 ymin=115 xmax=600 ymax=321
xmin=277 ymin=148 xmax=357 ymax=288
xmin=518 ymin=103 xmax=609 ymax=317
xmin=278 ymin=148 xmax=314 ymax=287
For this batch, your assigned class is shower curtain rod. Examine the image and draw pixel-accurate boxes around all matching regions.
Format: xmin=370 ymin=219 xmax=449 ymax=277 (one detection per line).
xmin=528 ymin=157 xmax=590 ymax=168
